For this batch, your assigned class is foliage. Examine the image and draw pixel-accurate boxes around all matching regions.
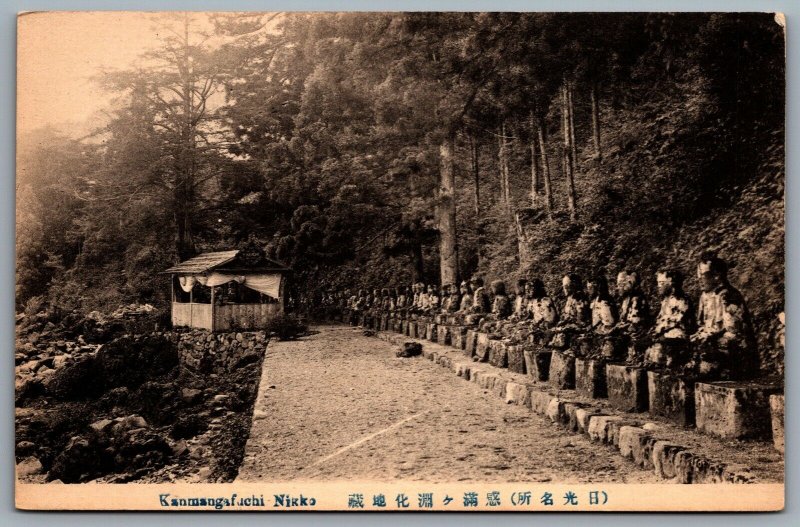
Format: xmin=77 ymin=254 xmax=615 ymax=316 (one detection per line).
xmin=17 ymin=13 xmax=784 ymax=368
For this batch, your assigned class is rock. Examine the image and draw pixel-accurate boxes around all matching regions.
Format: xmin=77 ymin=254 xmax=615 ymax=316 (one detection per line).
xmin=529 ymin=390 xmax=555 ymax=415
xmin=695 ymin=381 xmax=781 ymax=440
xmin=118 ymin=415 xmax=148 ymax=431
xmin=16 ymin=441 xmax=36 ymax=456
xmin=605 ymin=364 xmax=648 ymax=413
xmin=180 ymin=388 xmax=203 ymax=404
xmin=396 ymin=342 xmax=422 ymax=358
xmin=89 ymin=418 xmax=115 ymax=435
xmin=16 ymin=456 xmax=43 ymax=477
xmin=770 ymin=394 xmax=785 ymax=454
xmin=575 ymin=358 xmax=607 ymax=399
xmin=548 ymin=351 xmax=575 ymax=389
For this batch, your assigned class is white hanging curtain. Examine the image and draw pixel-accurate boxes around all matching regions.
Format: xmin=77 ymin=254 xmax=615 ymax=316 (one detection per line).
xmin=178 ymin=275 xmax=197 ymax=293
xmin=182 ymin=272 xmax=282 ymax=299
xmin=242 ymin=274 xmax=282 ymax=298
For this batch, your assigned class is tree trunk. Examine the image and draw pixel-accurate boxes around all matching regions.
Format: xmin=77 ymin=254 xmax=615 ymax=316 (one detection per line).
xmin=438 ymin=134 xmax=458 ymax=287
xmin=537 ymin=121 xmax=554 ymax=217
xmin=529 ymin=111 xmax=539 ymax=208
xmin=568 ymin=82 xmax=578 ymax=171
xmin=562 ymin=82 xmax=577 ymax=221
xmin=412 ymin=241 xmax=424 ymax=283
xmin=470 ymin=134 xmax=480 ymax=216
xmin=499 ymin=122 xmax=512 ymax=215
xmin=591 ymin=82 xmax=602 ymax=161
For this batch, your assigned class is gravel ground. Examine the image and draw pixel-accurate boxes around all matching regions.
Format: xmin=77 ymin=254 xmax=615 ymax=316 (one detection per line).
xmin=237 ymin=325 xmax=658 ymax=483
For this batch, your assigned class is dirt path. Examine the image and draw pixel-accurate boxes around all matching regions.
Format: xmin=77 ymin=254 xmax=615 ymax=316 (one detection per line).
xmin=237 ymin=325 xmax=657 ymax=483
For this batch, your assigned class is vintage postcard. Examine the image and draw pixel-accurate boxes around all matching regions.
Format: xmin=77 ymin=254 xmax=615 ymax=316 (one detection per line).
xmin=15 ymin=11 xmax=785 ymax=511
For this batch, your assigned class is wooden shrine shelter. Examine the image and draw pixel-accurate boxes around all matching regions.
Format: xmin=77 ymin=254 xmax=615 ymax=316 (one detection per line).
xmin=163 ymin=242 xmax=290 ymax=331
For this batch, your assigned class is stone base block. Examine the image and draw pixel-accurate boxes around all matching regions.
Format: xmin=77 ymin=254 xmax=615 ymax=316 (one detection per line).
xmin=488 ymin=340 xmax=508 ymax=368
xmin=475 ymin=333 xmax=491 ymax=362
xmin=464 ymin=329 xmax=479 ymax=357
xmin=587 ymin=415 xmax=623 ymax=443
xmin=507 ymin=345 xmax=526 ymax=374
xmin=436 ymin=325 xmax=451 ymax=346
xmin=695 ymin=381 xmax=782 ymax=441
xmin=575 ymin=358 xmax=607 ymax=399
xmin=647 ymin=371 xmax=695 ymax=426
xmin=548 ymin=351 xmax=575 ymax=389
xmin=529 ymin=390 xmax=555 ymax=415
xmin=425 ymin=323 xmax=437 ymax=341
xmin=523 ymin=349 xmax=551 ymax=382
xmin=606 ymin=364 xmax=648 ymax=413
xmin=505 ymin=381 xmax=532 ymax=406
xmin=574 ymin=408 xmax=605 ymax=434
xmin=618 ymin=426 xmax=655 ymax=469
xmin=453 ymin=361 xmax=471 ymax=380
xmin=451 ymin=326 xmax=468 ymax=350
xmin=771 ymin=394 xmax=784 ymax=454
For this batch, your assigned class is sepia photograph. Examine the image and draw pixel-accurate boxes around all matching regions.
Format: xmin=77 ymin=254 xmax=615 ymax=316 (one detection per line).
xmin=15 ymin=11 xmax=785 ymax=511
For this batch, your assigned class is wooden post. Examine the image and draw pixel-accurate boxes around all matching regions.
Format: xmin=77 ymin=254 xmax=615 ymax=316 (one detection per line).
xmin=170 ymin=276 xmax=175 ymax=328
xmin=189 ymin=287 xmax=193 ymax=328
xmin=210 ymin=286 xmax=215 ymax=332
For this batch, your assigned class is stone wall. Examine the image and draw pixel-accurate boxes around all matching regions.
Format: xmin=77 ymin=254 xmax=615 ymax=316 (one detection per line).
xmin=173 ymin=329 xmax=269 ymax=374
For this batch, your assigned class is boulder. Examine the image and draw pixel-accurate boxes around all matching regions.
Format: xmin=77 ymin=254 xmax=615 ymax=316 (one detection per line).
xmin=397 ymin=342 xmax=422 ymax=358
xmin=16 ymin=456 xmax=43 ymax=477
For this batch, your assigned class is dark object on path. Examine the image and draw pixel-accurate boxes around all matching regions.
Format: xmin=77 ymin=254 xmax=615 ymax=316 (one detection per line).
xmin=363 ymin=329 xmax=376 ymax=337
xmin=396 ymin=342 xmax=423 ymax=358
xmin=265 ymin=314 xmax=308 ymax=341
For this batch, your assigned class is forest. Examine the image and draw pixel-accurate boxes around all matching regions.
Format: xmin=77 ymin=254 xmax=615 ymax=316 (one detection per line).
xmin=16 ymin=12 xmax=784 ymax=362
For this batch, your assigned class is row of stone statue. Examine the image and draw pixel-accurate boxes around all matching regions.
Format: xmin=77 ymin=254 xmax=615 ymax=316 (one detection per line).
xmin=342 ymin=252 xmax=756 ymax=380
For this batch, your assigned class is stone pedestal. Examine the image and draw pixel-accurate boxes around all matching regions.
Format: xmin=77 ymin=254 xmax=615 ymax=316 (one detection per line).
xmin=548 ymin=351 xmax=575 ymax=389
xmin=770 ymin=394 xmax=784 ymax=454
xmin=606 ymin=364 xmax=648 ymax=412
xmin=695 ymin=381 xmax=782 ymax=440
xmin=436 ymin=325 xmax=451 ymax=346
xmin=647 ymin=370 xmax=695 ymax=426
xmin=507 ymin=345 xmax=526 ymax=374
xmin=575 ymin=358 xmax=607 ymax=399
xmin=523 ymin=349 xmax=551 ymax=382
xmin=451 ymin=326 xmax=468 ymax=350
xmin=488 ymin=340 xmax=508 ymax=368
xmin=426 ymin=323 xmax=437 ymax=342
xmin=465 ymin=329 xmax=479 ymax=357
xmin=475 ymin=332 xmax=492 ymax=362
